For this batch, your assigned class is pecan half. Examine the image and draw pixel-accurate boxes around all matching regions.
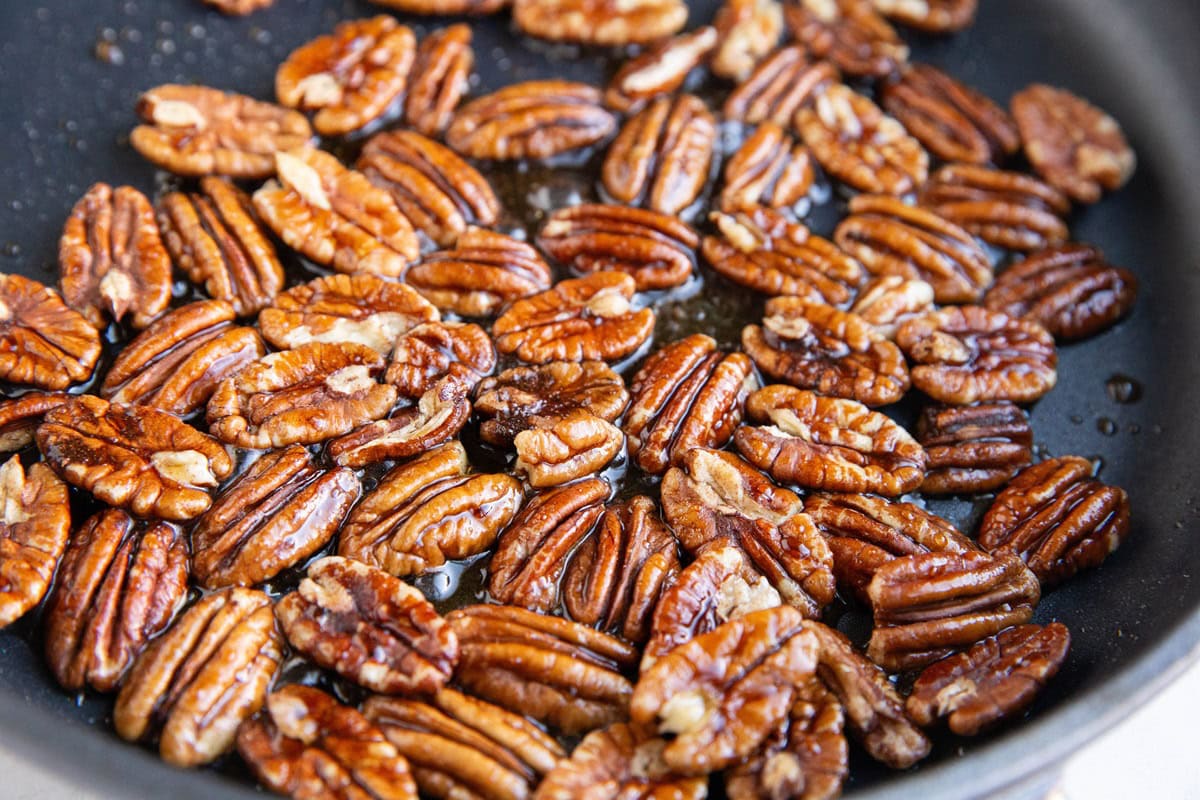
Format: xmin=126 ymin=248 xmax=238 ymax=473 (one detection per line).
xmin=131 ymin=84 xmax=313 ymax=179
xmin=871 ymin=0 xmax=976 ymax=32
xmin=720 ymin=123 xmax=816 ymax=213
xmin=387 ymin=320 xmax=496 ymax=400
xmin=371 ymin=0 xmax=506 ymax=14
xmin=0 ymin=392 xmax=70 ymax=453
xmin=448 ymin=604 xmax=638 ymax=735
xmin=978 ymin=456 xmax=1131 ymax=587
xmin=0 ymin=274 xmax=100 ymax=390
xmin=514 ymin=410 xmax=625 ymax=488
xmin=113 ymin=587 xmax=284 ymax=766
xmin=513 ymin=0 xmax=687 ymax=45
xmin=276 ymin=16 xmax=416 ymax=136
xmin=253 ymin=147 xmax=419 ymax=277
xmin=723 ymin=46 xmax=837 ymax=126
xmin=406 ymin=227 xmax=553 ymax=317
xmin=897 ymin=306 xmax=1058 ymax=404
xmin=204 ymin=0 xmax=273 ymax=14
xmin=917 ymin=401 xmax=1032 ymax=494
xmin=534 ymin=723 xmax=706 ymax=799
xmin=38 ymin=395 xmax=233 ymax=520
xmin=0 ymin=458 xmax=70 ymax=628
xmin=43 ymin=509 xmax=188 ymax=692
xmin=58 ymin=183 xmax=171 ymax=329
xmin=605 ymin=27 xmax=717 ymax=113
xmin=405 ymin=24 xmax=474 ymax=138
xmin=849 ymin=275 xmax=934 ymax=339
xmin=711 ymin=0 xmax=785 ymax=80
xmin=191 ymin=446 xmax=361 ymax=589
xmin=742 ymin=297 xmax=910 ymax=407
xmin=786 ymin=0 xmax=908 ymax=78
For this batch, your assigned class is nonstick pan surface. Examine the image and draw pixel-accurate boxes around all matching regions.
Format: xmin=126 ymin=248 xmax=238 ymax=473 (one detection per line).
xmin=1 ymin=0 xmax=1199 ymax=797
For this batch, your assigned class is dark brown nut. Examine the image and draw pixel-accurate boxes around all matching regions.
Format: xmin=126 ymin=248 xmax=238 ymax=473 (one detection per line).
xmin=834 ymin=194 xmax=992 ymax=304
xmin=206 ymin=341 xmax=397 ymax=449
xmin=253 ymin=147 xmax=419 ymax=278
xmin=43 ymin=509 xmax=188 ymax=692
xmin=276 ymin=16 xmax=416 ymax=137
xmin=159 ymin=177 xmax=286 ymax=316
xmin=907 ymin=622 xmax=1070 ymax=736
xmin=601 ymin=94 xmax=717 ymax=218
xmin=191 ymin=446 xmax=361 ymax=589
xmin=1011 ymin=83 xmax=1136 ymax=204
xmin=661 ymin=448 xmax=836 ymax=617
xmin=982 ymin=244 xmax=1138 ymax=341
xmin=204 ymin=0 xmax=273 ymax=14
xmin=978 ymin=456 xmax=1131 ymax=587
xmin=605 ymin=27 xmax=717 ymax=113
xmin=0 ymin=274 xmax=100 ymax=390
xmin=38 ymin=395 xmax=233 ymax=521
xmin=723 ymin=46 xmax=838 ymax=126
xmin=736 ymin=384 xmax=926 ymax=495
xmin=742 ymin=297 xmax=910 ymax=407
xmin=387 ymin=320 xmax=496 ymax=400
xmin=475 ymin=360 xmax=629 ymax=447
xmin=405 ymin=24 xmax=474 ymax=138
xmin=512 ymin=0 xmax=687 ymax=45
xmin=492 ymin=272 xmax=655 ymax=364
xmin=918 ymin=163 xmax=1071 ymax=253
xmin=359 ymin=130 xmax=499 ymax=248
xmin=58 ymin=183 xmax=171 ymax=330
xmin=712 ymin=0 xmax=785 ymax=80
xmin=897 ymin=306 xmax=1058 ymax=404
xmin=870 ymin=0 xmax=976 ymax=31
xmin=339 ymin=442 xmax=523 ymax=576
xmin=881 ymin=63 xmax=1019 ymax=165
xmin=538 ymin=204 xmax=698 ymax=292
xmin=447 ymin=81 xmax=616 ymax=161
xmin=703 ymin=208 xmax=863 ymax=304
xmin=786 ymin=0 xmax=907 ymax=78
xmin=623 ymin=333 xmax=757 ymax=475
xmin=276 ymin=556 xmax=458 ymax=695
xmin=720 ymin=123 xmax=816 ymax=213
xmin=406 ymin=227 xmax=553 ymax=317
xmin=365 ymin=688 xmax=565 ymax=800
xmin=114 ymin=587 xmax=284 ymax=766
xmin=534 ymin=722 xmax=706 ymax=800
xmin=258 ymin=272 xmax=438 ymax=354
xmin=866 ymin=550 xmax=1041 ymax=671
xmin=370 ymin=0 xmax=506 ymax=15
xmin=849 ymin=275 xmax=935 ymax=339
xmin=0 ymin=392 xmax=70 ymax=453
xmin=0 ymin=457 xmax=70 ymax=628
xmin=131 ymin=84 xmax=313 ymax=179
xmin=447 ymin=603 xmax=639 ymax=735
xmin=237 ymin=685 xmax=418 ymax=800
xmin=630 ymin=605 xmax=819 ymax=775
xmin=101 ymin=300 xmax=265 ymax=416
xmin=514 ymin=410 xmax=625 ymax=488
xmin=917 ymin=401 xmax=1033 ymax=495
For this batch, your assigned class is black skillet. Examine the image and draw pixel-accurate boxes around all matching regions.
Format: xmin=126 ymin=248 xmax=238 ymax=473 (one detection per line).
xmin=1 ymin=0 xmax=1199 ymax=797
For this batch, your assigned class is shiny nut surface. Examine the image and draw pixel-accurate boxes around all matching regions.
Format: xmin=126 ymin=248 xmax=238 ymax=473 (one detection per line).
xmin=0 ymin=457 xmax=71 ymax=628
xmin=534 ymin=722 xmax=706 ymax=799
xmin=723 ymin=45 xmax=836 ymax=126
xmin=849 ymin=275 xmax=935 ymax=340
xmin=711 ymin=0 xmax=785 ymax=80
xmin=0 ymin=392 xmax=70 ymax=453
xmin=605 ymin=26 xmax=717 ymax=113
xmin=405 ymin=24 xmax=474 ymax=137
xmin=786 ymin=0 xmax=907 ymax=78
xmin=513 ymin=0 xmax=687 ymax=46
xmin=387 ymin=320 xmax=496 ymax=400
xmin=871 ymin=0 xmax=977 ymax=32
xmin=917 ymin=401 xmax=1033 ymax=494
xmin=514 ymin=409 xmax=624 ymax=488
xmin=0 ymin=274 xmax=100 ymax=390
xmin=719 ymin=122 xmax=817 ymax=213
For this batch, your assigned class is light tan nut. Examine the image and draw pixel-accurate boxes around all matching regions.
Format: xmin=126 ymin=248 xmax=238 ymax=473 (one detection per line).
xmin=406 ymin=24 xmax=475 ymax=138
xmin=0 ymin=457 xmax=71 ymax=628
xmin=871 ymin=0 xmax=977 ymax=32
xmin=712 ymin=0 xmax=785 ymax=80
xmin=605 ymin=27 xmax=717 ymax=113
xmin=512 ymin=0 xmax=687 ymax=46
xmin=849 ymin=275 xmax=935 ymax=339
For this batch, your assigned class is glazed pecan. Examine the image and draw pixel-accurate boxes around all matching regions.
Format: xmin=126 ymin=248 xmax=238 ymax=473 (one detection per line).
xmin=276 ymin=16 xmax=416 ymax=136
xmin=238 ymin=685 xmax=417 ymax=800
xmin=387 ymin=320 xmax=495 ymax=399
xmin=448 ymin=604 xmax=638 ymax=735
xmin=538 ymin=204 xmax=698 ymax=291
xmin=834 ymin=194 xmax=992 ymax=304
xmin=253 ymin=147 xmax=419 ymax=277
xmin=191 ymin=446 xmax=361 ymax=589
xmin=0 ymin=392 xmax=70 ymax=453
xmin=406 ymin=227 xmax=552 ymax=317
xmin=38 ymin=395 xmax=233 ymax=520
xmin=513 ymin=0 xmax=687 ymax=45
xmin=601 ymin=94 xmax=716 ymax=218
xmin=881 ymin=64 xmax=1018 ymax=165
xmin=711 ymin=0 xmax=785 ymax=80
xmin=982 ymin=244 xmax=1137 ymax=340
xmin=365 ymin=688 xmax=564 ymax=800
xmin=786 ymin=0 xmax=907 ymax=78
xmin=742 ymin=297 xmax=910 ymax=407
xmin=605 ymin=27 xmax=717 ymax=113
xmin=492 ymin=272 xmax=655 ymax=364
xmin=447 ymin=81 xmax=616 ymax=161
xmin=871 ymin=0 xmax=976 ymax=31
xmin=276 ymin=556 xmax=458 ymax=695
xmin=1012 ymin=83 xmax=1136 ymax=204
xmin=917 ymin=401 xmax=1033 ymax=494
xmin=736 ymin=384 xmax=926 ymax=495
xmin=896 ymin=306 xmax=1058 ymax=404
xmin=849 ymin=275 xmax=934 ymax=339
xmin=978 ymin=456 xmax=1131 ymax=587
xmin=623 ymin=333 xmax=757 ymax=474
xmin=359 ymin=129 xmax=499 ymax=248
xmin=475 ymin=360 xmax=629 ymax=446
xmin=131 ymin=84 xmax=312 ymax=179
xmin=534 ymin=723 xmax=706 ymax=800
xmin=907 ymin=622 xmax=1070 ymax=735
xmin=0 ymin=457 xmax=70 ymax=628
xmin=514 ymin=410 xmax=625 ymax=488
xmin=43 ymin=509 xmax=187 ymax=692
xmin=0 ymin=274 xmax=100 ymax=390
xmin=101 ymin=300 xmax=265 ymax=416
xmin=370 ymin=0 xmax=506 ymax=14
xmin=723 ymin=45 xmax=837 ymax=126
xmin=203 ymin=0 xmax=273 ymax=13
xmin=58 ymin=183 xmax=171 ymax=329
xmin=159 ymin=177 xmax=285 ymax=316
xmin=703 ymin=208 xmax=863 ymax=304
xmin=866 ymin=550 xmax=1040 ymax=671
xmin=918 ymin=163 xmax=1070 ymax=252
xmin=720 ymin=123 xmax=816 ymax=213
xmin=339 ymin=442 xmax=522 ymax=576
xmin=206 ymin=341 xmax=397 ymax=449
xmin=405 ymin=25 xmax=474 ymax=138
xmin=661 ymin=448 xmax=836 ymax=616
xmin=114 ymin=587 xmax=283 ymax=766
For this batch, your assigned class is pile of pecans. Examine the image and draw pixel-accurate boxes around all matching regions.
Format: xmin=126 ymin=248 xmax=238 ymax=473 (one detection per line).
xmin=0 ymin=0 xmax=1141 ymax=797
